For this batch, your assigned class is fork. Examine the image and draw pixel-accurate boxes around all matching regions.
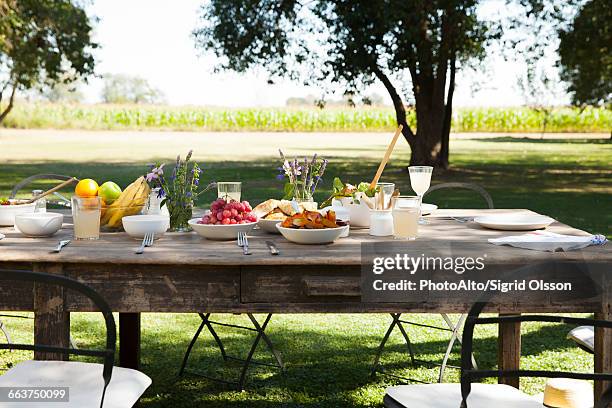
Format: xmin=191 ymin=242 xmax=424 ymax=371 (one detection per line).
xmin=135 ymin=232 xmax=154 ymax=254
xmin=237 ymin=231 xmax=251 ymax=255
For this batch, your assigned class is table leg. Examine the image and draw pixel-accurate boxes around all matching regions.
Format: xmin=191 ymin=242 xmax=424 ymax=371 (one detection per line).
xmin=498 ymin=313 xmax=521 ymax=389
xmin=119 ymin=312 xmax=141 ymax=370
xmin=594 ymin=309 xmax=611 ymax=402
xmin=33 ymin=264 xmax=70 ymax=361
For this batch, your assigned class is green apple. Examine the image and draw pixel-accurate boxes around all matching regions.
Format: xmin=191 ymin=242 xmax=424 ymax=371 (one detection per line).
xmin=98 ymin=181 xmax=122 ymax=204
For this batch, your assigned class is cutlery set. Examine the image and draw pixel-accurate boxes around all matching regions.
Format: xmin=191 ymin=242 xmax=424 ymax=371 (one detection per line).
xmin=51 ymin=232 xmax=278 ymax=256
xmin=237 ymin=231 xmax=279 ymax=256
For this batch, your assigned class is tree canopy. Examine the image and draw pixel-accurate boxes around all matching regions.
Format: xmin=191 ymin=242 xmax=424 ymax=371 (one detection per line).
xmin=558 ymin=0 xmax=611 ymax=106
xmin=194 ymin=0 xmax=571 ymax=168
xmin=0 ymin=0 xmax=96 ymax=121
xmin=100 ymin=73 xmax=166 ymax=104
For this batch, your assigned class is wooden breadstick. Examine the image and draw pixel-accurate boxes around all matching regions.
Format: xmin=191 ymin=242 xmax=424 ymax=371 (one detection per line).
xmin=370 ymin=125 xmax=403 ymax=189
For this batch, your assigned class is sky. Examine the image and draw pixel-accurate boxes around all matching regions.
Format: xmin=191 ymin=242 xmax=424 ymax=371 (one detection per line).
xmin=82 ymin=0 xmax=569 ymax=107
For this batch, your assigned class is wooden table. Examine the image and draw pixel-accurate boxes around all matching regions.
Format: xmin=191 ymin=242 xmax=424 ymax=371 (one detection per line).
xmin=0 ymin=209 xmax=610 ymax=398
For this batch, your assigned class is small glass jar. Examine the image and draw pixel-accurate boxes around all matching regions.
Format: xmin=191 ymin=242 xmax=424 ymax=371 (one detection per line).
xmin=31 ymin=190 xmax=46 ymax=213
xmin=369 ymin=209 xmax=393 ymax=237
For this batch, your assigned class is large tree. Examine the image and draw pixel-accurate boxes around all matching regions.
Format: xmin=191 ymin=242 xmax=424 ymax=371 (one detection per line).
xmin=195 ymin=0 xmax=583 ymax=168
xmin=196 ymin=0 xmax=491 ymax=168
xmin=101 ymin=73 xmax=166 ymax=104
xmin=558 ymin=0 xmax=611 ymax=106
xmin=0 ymin=0 xmax=96 ymax=122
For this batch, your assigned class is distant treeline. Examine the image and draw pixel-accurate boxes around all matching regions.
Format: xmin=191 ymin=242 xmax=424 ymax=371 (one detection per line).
xmin=1 ymin=103 xmax=609 ymax=133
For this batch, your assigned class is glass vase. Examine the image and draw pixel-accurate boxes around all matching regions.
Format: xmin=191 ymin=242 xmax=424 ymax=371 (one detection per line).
xmin=167 ymin=202 xmax=193 ymax=232
xmin=293 ymin=192 xmax=318 ymax=211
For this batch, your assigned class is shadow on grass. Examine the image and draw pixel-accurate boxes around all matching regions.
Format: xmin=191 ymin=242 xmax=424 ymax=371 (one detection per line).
xmin=70 ymin=314 xmax=584 ymax=408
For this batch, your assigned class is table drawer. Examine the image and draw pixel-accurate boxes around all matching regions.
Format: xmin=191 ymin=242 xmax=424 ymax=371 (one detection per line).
xmin=241 ymin=266 xmax=360 ymax=303
xmin=64 ymin=264 xmax=240 ymax=312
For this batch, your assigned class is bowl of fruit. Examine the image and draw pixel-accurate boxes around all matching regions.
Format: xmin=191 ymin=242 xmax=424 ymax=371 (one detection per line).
xmin=189 ymin=198 xmax=258 ymax=241
xmin=98 ymin=178 xmax=151 ymax=231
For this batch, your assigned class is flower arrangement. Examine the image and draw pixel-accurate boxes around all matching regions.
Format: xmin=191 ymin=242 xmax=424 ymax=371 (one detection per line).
xmin=146 ymin=150 xmax=214 ymax=231
xmin=277 ymin=150 xmax=328 ymax=202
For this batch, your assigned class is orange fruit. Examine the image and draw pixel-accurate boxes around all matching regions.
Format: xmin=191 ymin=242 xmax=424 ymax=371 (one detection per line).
xmin=75 ymin=179 xmax=99 ymax=198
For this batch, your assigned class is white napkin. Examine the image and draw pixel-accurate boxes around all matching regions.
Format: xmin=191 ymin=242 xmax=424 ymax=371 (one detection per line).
xmin=488 ymin=231 xmax=607 ymax=252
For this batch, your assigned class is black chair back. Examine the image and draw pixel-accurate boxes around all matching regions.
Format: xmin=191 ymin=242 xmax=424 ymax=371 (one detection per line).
xmin=460 ymin=292 xmax=612 ymax=407
xmin=0 ymin=269 xmax=116 ymax=408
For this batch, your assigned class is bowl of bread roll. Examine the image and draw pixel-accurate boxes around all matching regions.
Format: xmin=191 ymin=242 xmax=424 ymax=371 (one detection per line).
xmin=253 ymin=199 xmax=317 ymax=233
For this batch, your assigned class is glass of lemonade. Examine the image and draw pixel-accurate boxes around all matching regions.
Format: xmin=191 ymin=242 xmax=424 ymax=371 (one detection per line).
xmin=391 ymin=196 xmax=420 ymax=240
xmin=217 ymin=182 xmax=242 ymax=202
xmin=408 ymin=166 xmax=433 ymax=224
xmin=72 ymin=196 xmax=101 ymax=240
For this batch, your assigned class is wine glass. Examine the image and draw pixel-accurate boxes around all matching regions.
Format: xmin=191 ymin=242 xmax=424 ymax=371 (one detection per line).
xmin=408 ymin=166 xmax=433 ymax=224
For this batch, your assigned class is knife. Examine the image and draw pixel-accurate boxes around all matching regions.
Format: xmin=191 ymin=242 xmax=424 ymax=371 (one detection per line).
xmin=265 ymin=240 xmax=279 ymax=256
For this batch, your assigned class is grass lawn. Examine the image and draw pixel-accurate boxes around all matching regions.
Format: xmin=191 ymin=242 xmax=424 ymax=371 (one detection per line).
xmin=0 ymin=130 xmax=610 ymax=407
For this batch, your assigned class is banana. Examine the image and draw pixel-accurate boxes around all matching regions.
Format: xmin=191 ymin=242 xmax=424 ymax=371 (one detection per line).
xmin=100 ymin=176 xmax=151 ymax=229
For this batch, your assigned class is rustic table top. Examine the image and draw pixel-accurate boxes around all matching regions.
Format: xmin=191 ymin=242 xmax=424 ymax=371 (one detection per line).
xmin=1 ymin=209 xmax=609 ymax=267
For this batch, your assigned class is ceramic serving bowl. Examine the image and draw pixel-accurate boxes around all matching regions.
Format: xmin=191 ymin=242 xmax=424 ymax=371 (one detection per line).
xmin=122 ymin=214 xmax=170 ymax=239
xmin=338 ymin=197 xmax=371 ymax=228
xmin=14 ymin=212 xmax=63 ymax=237
xmin=188 ymin=218 xmax=257 ymax=241
xmin=258 ymin=218 xmax=283 ymax=234
xmin=276 ymin=224 xmax=348 ymax=244
xmin=0 ymin=200 xmax=37 ymax=226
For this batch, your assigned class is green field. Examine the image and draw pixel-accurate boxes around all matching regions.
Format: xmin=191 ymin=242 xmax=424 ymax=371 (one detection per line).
xmin=0 ymin=131 xmax=610 ymax=407
xmin=2 ymin=103 xmax=611 ymax=132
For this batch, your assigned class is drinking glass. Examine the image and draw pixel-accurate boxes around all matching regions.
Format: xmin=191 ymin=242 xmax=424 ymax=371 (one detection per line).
xmin=72 ymin=196 xmax=101 ymax=240
xmin=391 ymin=196 xmax=420 ymax=240
xmin=374 ymin=182 xmax=396 ymax=210
xmin=408 ymin=166 xmax=433 ymax=224
xmin=217 ymin=182 xmax=242 ymax=202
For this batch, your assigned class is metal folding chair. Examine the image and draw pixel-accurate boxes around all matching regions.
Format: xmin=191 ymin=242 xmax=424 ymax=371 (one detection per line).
xmin=1 ymin=175 xmax=78 ymax=351
xmin=179 ymin=313 xmax=284 ymax=390
xmin=0 ymin=269 xmax=151 ymax=408
xmin=371 ymin=182 xmax=493 ymax=383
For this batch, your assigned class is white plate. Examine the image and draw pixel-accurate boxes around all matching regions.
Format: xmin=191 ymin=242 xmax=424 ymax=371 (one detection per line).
xmin=276 ymin=224 xmax=348 ymax=244
xmin=188 ymin=218 xmax=257 ymax=240
xmin=421 ymin=203 xmax=438 ymax=216
xmin=474 ymin=214 xmax=555 ymax=231
xmin=258 ymin=218 xmax=283 ymax=234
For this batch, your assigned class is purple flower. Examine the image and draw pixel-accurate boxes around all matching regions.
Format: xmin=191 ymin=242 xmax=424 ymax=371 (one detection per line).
xmin=157 ymin=187 xmax=166 ymax=198
xmin=186 ymin=191 xmax=192 ymax=198
xmin=145 ymin=163 xmax=165 ymax=183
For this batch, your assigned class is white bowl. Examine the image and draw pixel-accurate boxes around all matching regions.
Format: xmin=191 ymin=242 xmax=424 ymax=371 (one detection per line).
xmin=188 ymin=218 xmax=257 ymax=241
xmin=276 ymin=224 xmax=348 ymax=244
xmin=15 ymin=212 xmax=63 ymax=237
xmin=122 ymin=214 xmax=170 ymax=239
xmin=258 ymin=218 xmax=283 ymax=234
xmin=339 ymin=197 xmax=371 ymax=228
xmin=0 ymin=201 xmax=37 ymax=226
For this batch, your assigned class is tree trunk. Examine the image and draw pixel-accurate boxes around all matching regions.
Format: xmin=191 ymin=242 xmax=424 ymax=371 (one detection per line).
xmin=411 ymin=103 xmax=446 ymax=166
xmin=0 ymin=84 xmax=16 ymax=123
xmin=372 ymin=66 xmax=416 ymax=150
xmin=439 ymin=53 xmax=456 ymax=169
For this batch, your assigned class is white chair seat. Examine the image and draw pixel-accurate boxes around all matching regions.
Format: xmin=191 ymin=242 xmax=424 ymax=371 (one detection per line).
xmin=567 ymin=326 xmax=595 ymax=353
xmin=0 ymin=360 xmax=151 ymax=408
xmin=385 ymin=383 xmax=542 ymax=408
